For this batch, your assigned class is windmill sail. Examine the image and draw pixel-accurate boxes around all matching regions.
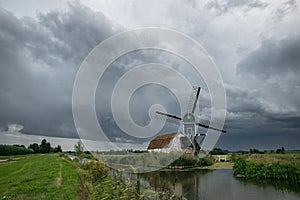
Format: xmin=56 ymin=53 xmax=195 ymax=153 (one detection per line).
xmin=187 ymin=86 xmax=201 ymax=114
xmin=155 ymin=111 xmax=182 ymax=125
xmin=196 ymin=118 xmax=227 ymax=133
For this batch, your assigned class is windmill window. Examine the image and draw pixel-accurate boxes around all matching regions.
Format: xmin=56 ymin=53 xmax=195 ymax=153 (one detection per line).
xmin=187 ymin=127 xmax=194 ymax=135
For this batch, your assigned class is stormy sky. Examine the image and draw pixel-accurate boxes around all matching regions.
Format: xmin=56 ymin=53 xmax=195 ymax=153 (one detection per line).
xmin=0 ymin=0 xmax=299 ymax=151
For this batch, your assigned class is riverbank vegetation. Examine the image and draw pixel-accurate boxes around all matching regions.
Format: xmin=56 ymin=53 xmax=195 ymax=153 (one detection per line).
xmin=168 ymin=154 xmax=214 ymax=169
xmin=77 ymin=159 xmax=142 ymax=199
xmin=98 ymin=151 xmax=217 ymax=172
xmin=233 ymin=153 xmax=300 ymax=182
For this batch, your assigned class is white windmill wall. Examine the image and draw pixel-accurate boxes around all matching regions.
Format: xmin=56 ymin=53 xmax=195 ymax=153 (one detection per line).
xmin=169 ymin=133 xmax=187 ymax=152
xmin=147 ymin=132 xmax=191 ymax=153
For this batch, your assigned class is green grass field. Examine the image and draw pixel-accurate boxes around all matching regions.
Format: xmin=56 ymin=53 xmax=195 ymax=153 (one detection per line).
xmin=0 ymin=154 xmax=79 ymax=200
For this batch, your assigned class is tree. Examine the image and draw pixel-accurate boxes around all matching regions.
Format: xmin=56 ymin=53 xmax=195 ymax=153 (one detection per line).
xmin=253 ymin=149 xmax=259 ymax=154
xmin=28 ymin=143 xmax=39 ymax=153
xmin=74 ymin=141 xmax=84 ymax=156
xmin=39 ymin=139 xmax=51 ymax=153
xmin=281 ymin=146 xmax=285 ymax=154
xmin=276 ymin=147 xmax=285 ymax=154
xmin=54 ymin=145 xmax=62 ymax=153
xmin=276 ymin=148 xmax=282 ymax=154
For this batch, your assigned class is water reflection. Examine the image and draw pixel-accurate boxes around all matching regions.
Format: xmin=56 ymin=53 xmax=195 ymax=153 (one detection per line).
xmin=237 ymin=176 xmax=300 ymax=194
xmin=139 ymin=169 xmax=300 ymax=200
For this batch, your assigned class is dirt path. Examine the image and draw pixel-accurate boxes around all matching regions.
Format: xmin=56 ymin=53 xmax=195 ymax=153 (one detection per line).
xmin=11 ymin=162 xmax=32 ymax=175
xmin=55 ymin=164 xmax=62 ymax=187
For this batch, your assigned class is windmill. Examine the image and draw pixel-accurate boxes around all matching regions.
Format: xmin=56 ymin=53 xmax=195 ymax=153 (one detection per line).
xmin=155 ymin=86 xmax=226 ymax=154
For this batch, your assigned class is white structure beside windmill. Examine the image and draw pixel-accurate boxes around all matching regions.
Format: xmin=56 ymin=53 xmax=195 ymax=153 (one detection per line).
xmin=147 ymin=132 xmax=192 ymax=153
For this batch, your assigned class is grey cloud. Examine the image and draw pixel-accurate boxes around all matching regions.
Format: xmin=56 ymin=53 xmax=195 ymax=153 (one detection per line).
xmin=37 ymin=3 xmax=120 ymax=65
xmin=235 ymin=33 xmax=300 ymax=119
xmin=225 ymin=82 xmax=300 ymax=132
xmin=274 ymin=0 xmax=298 ymax=22
xmin=226 ymin=85 xmax=263 ymax=114
xmin=219 ymin=33 xmax=300 ymax=149
xmin=206 ymin=0 xmax=269 ymax=14
xmin=0 ymin=2 xmax=202 ymax=142
xmin=0 ymin=2 xmax=120 ymax=137
xmin=95 ymin=49 xmax=203 ymax=142
xmin=237 ymin=34 xmax=300 ymax=79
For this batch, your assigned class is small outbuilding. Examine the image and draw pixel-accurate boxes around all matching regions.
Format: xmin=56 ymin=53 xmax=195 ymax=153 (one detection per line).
xmin=147 ymin=132 xmax=193 ymax=153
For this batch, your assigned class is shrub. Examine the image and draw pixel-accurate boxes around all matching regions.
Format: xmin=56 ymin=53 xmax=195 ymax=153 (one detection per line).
xmin=198 ymin=156 xmax=214 ymax=166
xmin=0 ymin=144 xmax=33 ymax=156
xmin=169 ymin=154 xmax=214 ymax=168
xmin=233 ymin=157 xmax=247 ymax=176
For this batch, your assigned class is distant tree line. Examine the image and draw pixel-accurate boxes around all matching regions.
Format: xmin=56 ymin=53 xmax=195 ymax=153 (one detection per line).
xmin=0 ymin=145 xmax=33 ymax=156
xmin=210 ymin=148 xmax=229 ymax=155
xmin=230 ymin=147 xmax=287 ymax=155
xmin=0 ymin=139 xmax=62 ymax=156
xmin=209 ymin=147 xmax=287 ymax=155
xmin=28 ymin=139 xmax=62 ymax=153
xmin=99 ymin=149 xmax=149 ymax=155
xmin=248 ymin=147 xmax=285 ymax=154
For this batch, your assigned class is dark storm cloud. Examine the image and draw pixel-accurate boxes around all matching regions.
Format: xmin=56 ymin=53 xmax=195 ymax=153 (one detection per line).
xmin=237 ymin=34 xmax=300 ymax=79
xmin=0 ymin=2 xmax=120 ymax=137
xmin=0 ymin=2 xmax=200 ymax=141
xmin=235 ymin=33 xmax=300 ymax=116
xmin=94 ymin=49 xmax=203 ymax=142
xmin=218 ymin=33 xmax=300 ymax=150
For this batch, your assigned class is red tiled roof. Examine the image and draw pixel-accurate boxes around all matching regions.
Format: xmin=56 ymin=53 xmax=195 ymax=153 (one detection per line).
xmin=147 ymin=132 xmax=178 ymax=150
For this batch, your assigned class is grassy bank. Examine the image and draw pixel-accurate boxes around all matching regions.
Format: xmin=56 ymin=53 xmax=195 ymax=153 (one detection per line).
xmin=233 ymin=153 xmax=300 ymax=182
xmin=0 ymin=154 xmax=79 ymax=199
xmin=0 ymin=154 xmax=144 ymax=199
xmin=201 ymin=161 xmax=233 ymax=169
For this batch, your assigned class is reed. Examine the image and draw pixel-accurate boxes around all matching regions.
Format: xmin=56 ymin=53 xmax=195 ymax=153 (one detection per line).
xmin=78 ymin=160 xmax=143 ymax=199
xmin=233 ymin=156 xmax=300 ymax=182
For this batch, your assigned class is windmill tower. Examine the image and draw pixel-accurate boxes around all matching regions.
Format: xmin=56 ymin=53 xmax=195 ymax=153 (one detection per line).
xmin=155 ymin=86 xmax=226 ymax=154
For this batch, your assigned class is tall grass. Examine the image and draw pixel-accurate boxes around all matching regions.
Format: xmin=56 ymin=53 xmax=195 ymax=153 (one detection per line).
xmin=233 ymin=157 xmax=300 ymax=182
xmin=77 ymin=160 xmax=143 ymax=199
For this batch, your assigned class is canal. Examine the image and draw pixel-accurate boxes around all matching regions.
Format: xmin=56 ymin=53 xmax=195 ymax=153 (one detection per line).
xmin=139 ymin=169 xmax=300 ymax=200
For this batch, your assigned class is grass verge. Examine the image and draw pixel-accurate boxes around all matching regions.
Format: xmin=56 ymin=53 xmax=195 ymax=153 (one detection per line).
xmin=0 ymin=154 xmax=79 ymax=200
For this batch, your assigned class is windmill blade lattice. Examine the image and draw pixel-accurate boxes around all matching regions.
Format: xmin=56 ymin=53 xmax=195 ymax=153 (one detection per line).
xmin=155 ymin=111 xmax=182 ymax=125
xmin=196 ymin=118 xmax=227 ymax=133
xmin=187 ymin=86 xmax=201 ymax=114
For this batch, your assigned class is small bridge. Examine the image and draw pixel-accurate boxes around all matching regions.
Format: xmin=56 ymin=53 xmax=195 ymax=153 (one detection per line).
xmin=216 ymin=155 xmax=227 ymax=162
